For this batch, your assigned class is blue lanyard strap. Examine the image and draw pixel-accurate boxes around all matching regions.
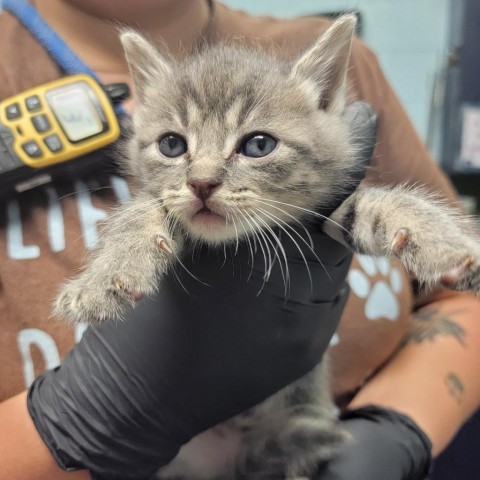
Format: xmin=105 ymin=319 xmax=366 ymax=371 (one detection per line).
xmin=3 ymin=0 xmax=127 ymax=116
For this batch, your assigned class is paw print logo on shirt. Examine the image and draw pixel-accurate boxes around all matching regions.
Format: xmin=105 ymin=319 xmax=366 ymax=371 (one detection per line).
xmin=347 ymin=255 xmax=403 ymax=321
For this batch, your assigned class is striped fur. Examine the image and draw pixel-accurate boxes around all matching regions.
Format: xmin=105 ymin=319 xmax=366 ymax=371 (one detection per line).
xmin=54 ymin=14 xmax=480 ymax=480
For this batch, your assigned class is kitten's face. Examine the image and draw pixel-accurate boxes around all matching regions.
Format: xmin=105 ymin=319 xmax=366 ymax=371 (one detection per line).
xmin=122 ymin=16 xmax=357 ymax=243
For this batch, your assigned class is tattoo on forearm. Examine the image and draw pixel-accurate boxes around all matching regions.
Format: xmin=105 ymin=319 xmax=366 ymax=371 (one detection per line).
xmin=404 ymin=308 xmax=467 ymax=347
xmin=445 ymin=372 xmax=464 ymax=405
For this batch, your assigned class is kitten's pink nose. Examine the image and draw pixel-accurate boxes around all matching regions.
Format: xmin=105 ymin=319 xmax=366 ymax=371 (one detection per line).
xmin=188 ymin=179 xmax=221 ymax=201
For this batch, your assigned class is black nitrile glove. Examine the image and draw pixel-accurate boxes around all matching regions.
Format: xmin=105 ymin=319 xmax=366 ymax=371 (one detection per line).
xmin=316 ymin=406 xmax=432 ymax=480
xmin=29 ymin=233 xmax=351 ymax=480
xmin=27 ymin=103 xmax=377 ymax=480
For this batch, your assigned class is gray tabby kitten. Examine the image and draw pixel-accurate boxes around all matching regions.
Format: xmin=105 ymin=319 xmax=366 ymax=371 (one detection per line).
xmin=54 ymin=15 xmax=480 ymax=480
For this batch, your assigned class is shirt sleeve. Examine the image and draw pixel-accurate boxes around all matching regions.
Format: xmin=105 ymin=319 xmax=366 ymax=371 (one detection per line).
xmin=348 ymin=37 xmax=459 ymax=205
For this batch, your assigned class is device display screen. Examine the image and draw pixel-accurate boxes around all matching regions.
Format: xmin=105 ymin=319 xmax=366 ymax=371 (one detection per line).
xmin=47 ymin=83 xmax=104 ymax=142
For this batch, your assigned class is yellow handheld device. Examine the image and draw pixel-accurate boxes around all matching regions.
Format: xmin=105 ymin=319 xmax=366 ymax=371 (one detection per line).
xmin=0 ymin=74 xmax=128 ymax=195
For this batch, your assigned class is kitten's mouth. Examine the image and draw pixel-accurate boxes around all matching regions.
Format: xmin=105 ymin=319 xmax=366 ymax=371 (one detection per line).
xmin=191 ymin=205 xmax=227 ymax=227
xmin=197 ymin=206 xmax=214 ymax=215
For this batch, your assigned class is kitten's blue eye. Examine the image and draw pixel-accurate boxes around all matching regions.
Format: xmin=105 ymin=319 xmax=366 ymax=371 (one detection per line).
xmin=158 ymin=134 xmax=187 ymax=158
xmin=240 ymin=133 xmax=277 ymax=158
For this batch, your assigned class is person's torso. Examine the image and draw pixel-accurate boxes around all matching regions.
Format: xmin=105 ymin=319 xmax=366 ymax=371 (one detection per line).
xmin=0 ymin=2 xmax=414 ymax=402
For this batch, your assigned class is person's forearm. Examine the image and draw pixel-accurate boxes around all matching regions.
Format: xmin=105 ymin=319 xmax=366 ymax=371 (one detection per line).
xmin=0 ymin=391 xmax=90 ymax=480
xmin=349 ymin=291 xmax=480 ymax=456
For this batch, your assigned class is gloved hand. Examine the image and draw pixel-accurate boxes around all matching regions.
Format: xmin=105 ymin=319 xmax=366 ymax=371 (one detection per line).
xmin=29 ymin=233 xmax=351 ymax=480
xmin=315 ymin=406 xmax=432 ymax=480
xmin=27 ymin=102 xmax=377 ymax=480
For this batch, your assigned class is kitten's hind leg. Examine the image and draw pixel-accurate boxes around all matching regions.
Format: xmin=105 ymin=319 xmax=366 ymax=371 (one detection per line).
xmin=324 ymin=185 xmax=480 ymax=294
xmin=54 ymin=193 xmax=180 ymax=324
xmin=235 ymin=361 xmax=346 ymax=480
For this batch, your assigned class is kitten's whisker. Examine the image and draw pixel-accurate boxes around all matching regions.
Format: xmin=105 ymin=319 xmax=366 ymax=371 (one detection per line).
xmin=242 ymin=211 xmax=268 ymax=283
xmin=248 ymin=210 xmax=290 ymax=296
xmin=245 ymin=212 xmax=273 ymax=288
xmin=105 ymin=196 xmax=163 ymax=223
xmin=228 ymin=212 xmax=240 ymax=255
xmin=141 ymin=205 xmax=208 ymax=288
xmin=256 ymin=197 xmax=351 ymax=236
xmin=71 ymin=196 xmax=163 ymax=245
xmin=163 ymin=207 xmax=182 ymax=237
xmin=255 ymin=201 xmax=314 ymax=249
xmin=257 ymin=206 xmax=332 ymax=285
xmin=170 ymin=263 xmax=195 ymax=297
xmin=233 ymin=209 xmax=256 ymax=277
xmin=236 ymin=209 xmax=258 ymax=254
xmin=57 ymin=184 xmax=115 ymax=202
xmin=101 ymin=198 xmax=165 ymax=231
xmin=248 ymin=210 xmax=288 ymax=283
xmin=171 ymin=247 xmax=210 ymax=287
xmin=189 ymin=238 xmax=202 ymax=264
xmin=251 ymin=215 xmax=274 ymax=277
xmin=163 ymin=210 xmax=175 ymax=231
xmin=256 ymin=206 xmax=331 ymax=283
xmin=254 ymin=223 xmax=275 ymax=284
xmin=253 ymin=217 xmax=277 ymax=283
xmin=252 ymin=209 xmax=314 ymax=292
xmin=221 ymin=242 xmax=228 ymax=268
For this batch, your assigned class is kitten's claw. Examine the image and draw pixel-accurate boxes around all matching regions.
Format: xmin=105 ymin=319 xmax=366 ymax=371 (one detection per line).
xmin=54 ymin=282 xmax=129 ymax=325
xmin=156 ymin=235 xmax=173 ymax=255
xmin=391 ymin=227 xmax=410 ymax=256
xmin=55 ymin=272 xmax=152 ymax=324
xmin=440 ymin=256 xmax=474 ymax=287
xmin=113 ymin=275 xmax=145 ymax=302
xmin=451 ymin=260 xmax=480 ymax=295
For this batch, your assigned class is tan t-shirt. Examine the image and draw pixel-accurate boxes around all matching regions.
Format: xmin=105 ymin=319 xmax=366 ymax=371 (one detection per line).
xmin=0 ymin=2 xmax=458 ymax=403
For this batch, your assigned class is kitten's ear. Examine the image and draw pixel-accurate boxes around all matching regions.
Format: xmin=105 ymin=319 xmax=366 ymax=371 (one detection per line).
xmin=291 ymin=14 xmax=357 ymax=113
xmin=120 ymin=29 xmax=172 ymax=102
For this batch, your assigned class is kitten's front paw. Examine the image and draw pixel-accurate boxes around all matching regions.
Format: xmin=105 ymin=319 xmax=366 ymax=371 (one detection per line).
xmin=54 ymin=233 xmax=176 ymax=324
xmin=54 ymin=272 xmax=148 ymax=325
xmin=391 ymin=227 xmax=480 ymax=295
